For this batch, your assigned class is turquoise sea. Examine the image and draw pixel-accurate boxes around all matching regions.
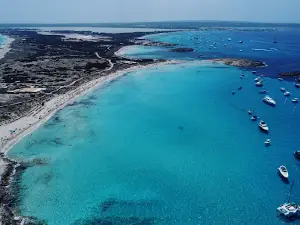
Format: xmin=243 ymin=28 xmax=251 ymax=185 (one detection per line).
xmin=7 ymin=27 xmax=300 ymax=224
xmin=0 ymin=34 xmax=6 ymax=46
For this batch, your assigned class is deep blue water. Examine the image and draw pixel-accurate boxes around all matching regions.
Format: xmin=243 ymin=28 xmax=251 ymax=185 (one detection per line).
xmin=7 ymin=28 xmax=300 ymax=225
xmin=121 ymin=29 xmax=300 ymax=78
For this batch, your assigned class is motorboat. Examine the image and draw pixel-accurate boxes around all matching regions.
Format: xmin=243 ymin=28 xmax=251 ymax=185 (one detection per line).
xmin=294 ymin=150 xmax=300 ymax=159
xmin=278 ymin=77 xmax=283 ymax=81
xmin=259 ymin=120 xmax=269 ymax=133
xmin=265 ymin=139 xmax=271 ymax=146
xmin=280 ymin=87 xmax=285 ymax=92
xmin=248 ymin=110 xmax=252 ymax=115
xmin=277 ymin=202 xmax=300 ymax=218
xmin=232 ymin=91 xmax=236 ymax=95
xmin=263 ymin=96 xmax=276 ymax=106
xmin=259 ymin=89 xmax=267 ymax=94
xmin=284 ymin=91 xmax=291 ymax=97
xmin=254 ymin=77 xmax=261 ymax=82
xmin=228 ymin=38 xmax=232 ymax=41
xmin=278 ymin=165 xmax=289 ymax=180
xmin=238 ymin=86 xmax=243 ymax=90
xmin=292 ymin=98 xmax=299 ymax=103
xmin=295 ymin=83 xmax=300 ymax=88
xmin=252 ymin=71 xmax=257 ymax=74
xmin=239 ymin=40 xmax=243 ymax=43
xmin=255 ymin=81 xmax=263 ymax=87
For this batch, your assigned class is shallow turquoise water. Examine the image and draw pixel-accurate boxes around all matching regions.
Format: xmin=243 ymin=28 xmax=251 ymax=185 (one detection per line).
xmin=9 ymin=61 xmax=300 ymax=224
xmin=0 ymin=34 xmax=5 ymax=46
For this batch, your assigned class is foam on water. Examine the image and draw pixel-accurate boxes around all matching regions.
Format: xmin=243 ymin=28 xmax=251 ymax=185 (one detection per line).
xmin=8 ymin=61 xmax=300 ymax=224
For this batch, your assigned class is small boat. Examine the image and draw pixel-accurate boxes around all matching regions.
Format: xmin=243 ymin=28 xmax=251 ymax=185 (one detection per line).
xmin=251 ymin=116 xmax=258 ymax=121
xmin=255 ymin=81 xmax=263 ymax=87
xmin=252 ymin=71 xmax=257 ymax=74
xmin=240 ymin=76 xmax=243 ymax=79
xmin=292 ymin=98 xmax=299 ymax=103
xmin=228 ymin=38 xmax=232 ymax=41
xmin=280 ymin=87 xmax=285 ymax=92
xmin=259 ymin=89 xmax=267 ymax=94
xmin=294 ymin=150 xmax=300 ymax=159
xmin=259 ymin=120 xmax=269 ymax=133
xmin=232 ymin=91 xmax=236 ymax=95
xmin=254 ymin=77 xmax=261 ymax=82
xmin=239 ymin=40 xmax=243 ymax=43
xmin=277 ymin=202 xmax=300 ymax=218
xmin=248 ymin=110 xmax=252 ymax=115
xmin=241 ymin=73 xmax=245 ymax=77
xmin=263 ymin=96 xmax=276 ymax=106
xmin=295 ymin=83 xmax=300 ymax=88
xmin=238 ymin=86 xmax=243 ymax=90
xmin=265 ymin=139 xmax=271 ymax=146
xmin=277 ymin=181 xmax=299 ymax=218
xmin=284 ymin=91 xmax=291 ymax=97
xmin=278 ymin=77 xmax=283 ymax=81
xmin=278 ymin=165 xmax=289 ymax=180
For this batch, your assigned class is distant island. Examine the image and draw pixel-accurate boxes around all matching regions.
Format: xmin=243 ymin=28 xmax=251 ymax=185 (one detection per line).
xmin=213 ymin=58 xmax=266 ymax=68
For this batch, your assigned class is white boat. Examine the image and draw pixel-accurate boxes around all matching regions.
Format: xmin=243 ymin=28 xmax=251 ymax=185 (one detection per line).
xmin=277 ymin=203 xmax=300 ymax=218
xmin=252 ymin=71 xmax=257 ymax=74
xmin=284 ymin=91 xmax=291 ymax=97
xmin=254 ymin=77 xmax=261 ymax=82
xmin=228 ymin=38 xmax=232 ymax=41
xmin=295 ymin=83 xmax=300 ymax=88
xmin=278 ymin=165 xmax=289 ymax=179
xmin=248 ymin=110 xmax=252 ymax=115
xmin=259 ymin=120 xmax=269 ymax=132
xmin=265 ymin=139 xmax=271 ymax=146
xmin=280 ymin=87 xmax=285 ymax=92
xmin=278 ymin=77 xmax=283 ymax=81
xmin=255 ymin=81 xmax=263 ymax=87
xmin=263 ymin=96 xmax=276 ymax=106
xmin=239 ymin=40 xmax=243 ymax=43
xmin=292 ymin=98 xmax=299 ymax=103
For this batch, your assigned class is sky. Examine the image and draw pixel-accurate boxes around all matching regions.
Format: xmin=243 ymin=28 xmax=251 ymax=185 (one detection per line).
xmin=1 ymin=0 xmax=299 ymax=24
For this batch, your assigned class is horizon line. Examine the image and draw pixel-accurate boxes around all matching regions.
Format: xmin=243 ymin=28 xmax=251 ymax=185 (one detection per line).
xmin=0 ymin=20 xmax=300 ymax=26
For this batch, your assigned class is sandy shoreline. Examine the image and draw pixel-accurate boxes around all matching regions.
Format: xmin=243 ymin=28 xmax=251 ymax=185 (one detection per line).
xmin=0 ymin=35 xmax=14 ymax=60
xmin=0 ymin=60 xmax=181 ymax=157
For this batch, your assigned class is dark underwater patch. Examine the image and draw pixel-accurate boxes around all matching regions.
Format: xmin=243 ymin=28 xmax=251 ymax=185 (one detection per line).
xmin=34 ymin=171 xmax=54 ymax=185
xmin=44 ymin=114 xmax=62 ymax=128
xmin=71 ymin=198 xmax=164 ymax=225
xmin=72 ymin=216 xmax=158 ymax=225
